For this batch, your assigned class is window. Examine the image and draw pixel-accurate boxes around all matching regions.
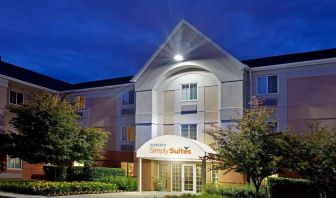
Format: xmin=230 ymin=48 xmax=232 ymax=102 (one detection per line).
xmin=7 ymin=156 xmax=22 ymax=170
xmin=75 ymin=96 xmax=85 ymax=110
xmin=121 ymin=126 xmax=135 ymax=143
xmin=121 ymin=162 xmax=135 ymax=177
xmin=211 ymin=164 xmax=219 ymax=184
xmin=257 ymin=75 xmax=278 ymax=95
xmin=181 ymin=124 xmax=197 ymax=140
xmin=267 ymin=120 xmax=278 ymax=133
xmin=9 ymin=91 xmax=24 ymax=105
xmin=121 ymin=91 xmax=135 ymax=105
xmin=181 ymin=83 xmax=197 ymax=101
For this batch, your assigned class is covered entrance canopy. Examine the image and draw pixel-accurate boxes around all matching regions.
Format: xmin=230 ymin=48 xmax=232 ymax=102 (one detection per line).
xmin=136 ymin=135 xmax=216 ymax=192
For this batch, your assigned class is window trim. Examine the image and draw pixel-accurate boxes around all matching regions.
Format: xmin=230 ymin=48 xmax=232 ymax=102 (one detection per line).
xmin=8 ymin=90 xmax=24 ymax=105
xmin=121 ymin=90 xmax=135 ymax=106
xmin=256 ymin=75 xmax=279 ymax=95
xmin=180 ymin=124 xmax=198 ymax=140
xmin=6 ymin=155 xmax=23 ymax=170
xmin=181 ymin=83 xmax=198 ymax=102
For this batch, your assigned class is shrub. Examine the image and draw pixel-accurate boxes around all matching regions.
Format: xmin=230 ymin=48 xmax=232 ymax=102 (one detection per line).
xmin=90 ymin=167 xmax=125 ymax=181
xmin=268 ymin=177 xmax=320 ymax=198
xmin=203 ymin=183 xmax=266 ymax=198
xmin=43 ymin=166 xmax=67 ymax=181
xmin=0 ymin=180 xmax=117 ymax=196
xmin=43 ymin=166 xmax=126 ymax=182
xmin=96 ymin=176 xmax=137 ymax=191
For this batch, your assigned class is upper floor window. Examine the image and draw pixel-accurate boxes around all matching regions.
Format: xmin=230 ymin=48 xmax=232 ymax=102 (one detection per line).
xmin=267 ymin=120 xmax=278 ymax=133
xmin=75 ymin=96 xmax=85 ymax=110
xmin=181 ymin=124 xmax=197 ymax=140
xmin=7 ymin=156 xmax=22 ymax=170
xmin=121 ymin=126 xmax=135 ymax=143
xmin=9 ymin=91 xmax=24 ymax=105
xmin=122 ymin=91 xmax=135 ymax=105
xmin=181 ymin=83 xmax=197 ymax=101
xmin=257 ymin=75 xmax=278 ymax=95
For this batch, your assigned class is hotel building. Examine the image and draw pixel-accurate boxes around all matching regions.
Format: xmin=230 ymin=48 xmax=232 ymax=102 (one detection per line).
xmin=1 ymin=20 xmax=336 ymax=193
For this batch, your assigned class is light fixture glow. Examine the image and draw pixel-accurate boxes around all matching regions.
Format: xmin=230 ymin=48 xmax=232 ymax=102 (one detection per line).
xmin=174 ymin=54 xmax=184 ymax=61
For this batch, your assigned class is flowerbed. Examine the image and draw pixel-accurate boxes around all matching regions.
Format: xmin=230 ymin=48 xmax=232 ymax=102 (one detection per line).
xmin=0 ymin=180 xmax=117 ymax=196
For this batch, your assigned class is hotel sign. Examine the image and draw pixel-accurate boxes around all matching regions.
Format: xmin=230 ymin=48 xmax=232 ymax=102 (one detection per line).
xmin=136 ymin=135 xmax=216 ymax=160
xmin=149 ymin=143 xmax=192 ymax=155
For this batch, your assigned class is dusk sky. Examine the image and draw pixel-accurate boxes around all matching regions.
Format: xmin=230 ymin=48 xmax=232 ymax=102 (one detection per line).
xmin=1 ymin=0 xmax=336 ymax=83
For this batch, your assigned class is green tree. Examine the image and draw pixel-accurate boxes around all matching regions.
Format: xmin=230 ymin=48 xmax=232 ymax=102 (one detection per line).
xmin=207 ymin=97 xmax=283 ymax=197
xmin=4 ymin=92 xmax=108 ymax=167
xmin=283 ymin=123 xmax=336 ymax=198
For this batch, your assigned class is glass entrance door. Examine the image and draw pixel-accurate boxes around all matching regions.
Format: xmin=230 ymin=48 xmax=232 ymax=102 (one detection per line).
xmin=182 ymin=164 xmax=196 ymax=193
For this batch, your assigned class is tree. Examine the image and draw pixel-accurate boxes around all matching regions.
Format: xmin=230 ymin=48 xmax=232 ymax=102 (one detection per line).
xmin=4 ymin=92 xmax=108 ymax=167
xmin=283 ymin=123 xmax=336 ymax=198
xmin=207 ymin=97 xmax=283 ymax=197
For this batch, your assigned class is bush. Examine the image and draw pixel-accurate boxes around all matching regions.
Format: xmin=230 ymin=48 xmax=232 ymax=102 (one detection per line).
xmin=43 ymin=166 xmax=67 ymax=181
xmin=0 ymin=180 xmax=117 ymax=196
xmin=90 ymin=167 xmax=125 ymax=181
xmin=96 ymin=176 xmax=137 ymax=191
xmin=268 ymin=177 xmax=321 ymax=198
xmin=203 ymin=183 xmax=266 ymax=198
xmin=43 ymin=166 xmax=126 ymax=182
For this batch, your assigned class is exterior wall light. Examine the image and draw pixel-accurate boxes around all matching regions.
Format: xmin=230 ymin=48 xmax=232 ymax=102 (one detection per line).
xmin=174 ymin=54 xmax=184 ymax=62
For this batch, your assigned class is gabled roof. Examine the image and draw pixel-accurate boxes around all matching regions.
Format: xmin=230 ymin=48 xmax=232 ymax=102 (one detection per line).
xmin=131 ymin=20 xmax=245 ymax=82
xmin=243 ymin=48 xmax=336 ymax=67
xmin=68 ymin=76 xmax=133 ymax=90
xmin=0 ymin=61 xmax=70 ymax=91
xmin=0 ymin=60 xmax=132 ymax=91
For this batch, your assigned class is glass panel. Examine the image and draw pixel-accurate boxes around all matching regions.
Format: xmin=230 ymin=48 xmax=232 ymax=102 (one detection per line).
xmin=181 ymin=125 xmax=189 ymax=138
xmin=122 ymin=91 xmax=129 ymax=105
xmin=128 ymin=127 xmax=135 ymax=142
xmin=190 ymin=84 xmax=197 ymax=100
xmin=158 ymin=162 xmax=168 ymax=191
xmin=128 ymin=91 xmax=135 ymax=105
xmin=128 ymin=163 xmax=134 ymax=177
xmin=7 ymin=156 xmax=22 ymax=169
xmin=9 ymin=91 xmax=16 ymax=104
xmin=257 ymin=76 xmax=267 ymax=95
xmin=121 ymin=127 xmax=128 ymax=142
xmin=268 ymin=75 xmax=278 ymax=93
xmin=16 ymin=93 xmax=24 ymax=105
xmin=189 ymin=125 xmax=197 ymax=140
xmin=184 ymin=166 xmax=194 ymax=191
xmin=172 ymin=163 xmax=181 ymax=191
xmin=211 ymin=164 xmax=219 ymax=184
xmin=196 ymin=164 xmax=203 ymax=193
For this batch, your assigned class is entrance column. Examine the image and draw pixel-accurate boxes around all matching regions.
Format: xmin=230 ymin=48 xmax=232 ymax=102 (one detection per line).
xmin=202 ymin=156 xmax=206 ymax=189
xmin=138 ymin=158 xmax=142 ymax=192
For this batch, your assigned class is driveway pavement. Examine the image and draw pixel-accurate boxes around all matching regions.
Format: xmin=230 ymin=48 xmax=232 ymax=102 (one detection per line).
xmin=0 ymin=191 xmax=183 ymax=198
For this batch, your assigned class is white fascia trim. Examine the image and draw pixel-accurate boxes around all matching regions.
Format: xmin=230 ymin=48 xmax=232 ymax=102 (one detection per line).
xmin=60 ymin=83 xmax=134 ymax=93
xmin=131 ymin=20 xmax=247 ymax=82
xmin=131 ymin=21 xmax=185 ymax=82
xmin=0 ymin=74 xmax=58 ymax=93
xmin=250 ymin=57 xmax=336 ymax=71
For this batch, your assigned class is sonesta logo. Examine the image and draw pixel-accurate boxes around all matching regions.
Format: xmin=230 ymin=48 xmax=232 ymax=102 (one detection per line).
xmin=149 ymin=143 xmax=192 ymax=155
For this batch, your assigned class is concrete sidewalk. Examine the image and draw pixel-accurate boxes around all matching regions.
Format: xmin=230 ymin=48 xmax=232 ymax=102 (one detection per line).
xmin=0 ymin=191 xmax=183 ymax=198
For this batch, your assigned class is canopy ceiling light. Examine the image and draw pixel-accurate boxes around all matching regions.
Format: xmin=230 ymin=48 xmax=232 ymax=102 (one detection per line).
xmin=174 ymin=54 xmax=184 ymax=62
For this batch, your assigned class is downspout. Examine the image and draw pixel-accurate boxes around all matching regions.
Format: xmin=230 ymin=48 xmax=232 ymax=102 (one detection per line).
xmin=249 ymin=67 xmax=253 ymax=109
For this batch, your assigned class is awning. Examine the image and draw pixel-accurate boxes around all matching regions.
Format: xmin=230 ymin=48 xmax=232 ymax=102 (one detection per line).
xmin=136 ymin=135 xmax=216 ymax=161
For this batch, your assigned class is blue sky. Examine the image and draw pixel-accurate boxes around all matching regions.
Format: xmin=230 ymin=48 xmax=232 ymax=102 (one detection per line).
xmin=0 ymin=0 xmax=335 ymax=83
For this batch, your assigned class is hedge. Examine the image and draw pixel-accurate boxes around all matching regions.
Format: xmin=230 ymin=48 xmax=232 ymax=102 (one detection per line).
xmin=95 ymin=176 xmax=137 ymax=191
xmin=43 ymin=166 xmax=125 ymax=181
xmin=268 ymin=177 xmax=319 ymax=198
xmin=203 ymin=183 xmax=266 ymax=198
xmin=0 ymin=180 xmax=117 ymax=196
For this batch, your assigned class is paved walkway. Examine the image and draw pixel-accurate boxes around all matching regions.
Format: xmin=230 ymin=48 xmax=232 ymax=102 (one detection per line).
xmin=0 ymin=191 xmax=183 ymax=198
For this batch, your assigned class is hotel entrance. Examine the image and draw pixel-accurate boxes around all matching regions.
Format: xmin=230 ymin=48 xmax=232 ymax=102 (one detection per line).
xmin=136 ymin=135 xmax=216 ymax=193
